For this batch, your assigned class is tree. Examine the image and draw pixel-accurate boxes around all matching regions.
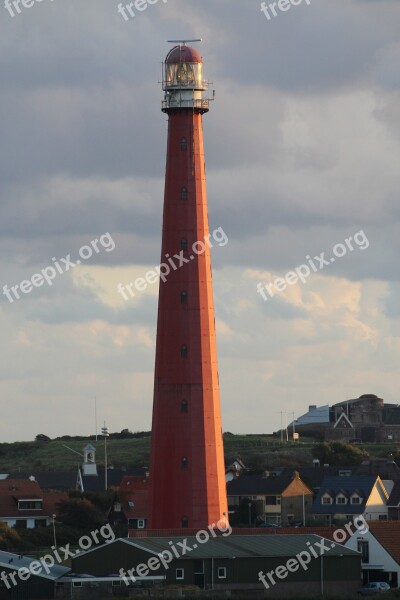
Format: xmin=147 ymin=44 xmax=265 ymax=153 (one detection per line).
xmin=0 ymin=523 xmax=21 ymax=551
xmin=313 ymin=441 xmax=368 ymax=466
xmin=58 ymin=498 xmax=105 ymax=530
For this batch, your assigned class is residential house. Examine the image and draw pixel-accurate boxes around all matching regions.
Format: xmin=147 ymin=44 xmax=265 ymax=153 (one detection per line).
xmin=227 ymin=471 xmax=313 ymax=525
xmin=225 ymin=458 xmax=246 ymax=482
xmin=0 ymin=479 xmax=66 ymax=529
xmin=109 ymin=474 xmax=149 ymax=530
xmin=345 ymin=520 xmax=400 ymax=588
xmin=312 ymin=476 xmax=389 ymax=525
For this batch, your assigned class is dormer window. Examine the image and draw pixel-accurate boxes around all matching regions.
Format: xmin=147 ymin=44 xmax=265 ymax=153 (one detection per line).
xmin=351 ymin=495 xmax=361 ymax=505
xmin=18 ymin=500 xmax=43 ymax=510
xmin=322 ymin=494 xmax=333 ymax=505
xmin=336 ymin=494 xmax=347 ymax=505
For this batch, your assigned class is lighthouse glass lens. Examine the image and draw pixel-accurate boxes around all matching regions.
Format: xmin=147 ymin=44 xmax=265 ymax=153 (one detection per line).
xmin=165 ymin=62 xmax=203 ymax=89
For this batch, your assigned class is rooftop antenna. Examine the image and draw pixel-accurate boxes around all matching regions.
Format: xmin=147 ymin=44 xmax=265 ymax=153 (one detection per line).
xmin=167 ymin=38 xmax=202 ymax=45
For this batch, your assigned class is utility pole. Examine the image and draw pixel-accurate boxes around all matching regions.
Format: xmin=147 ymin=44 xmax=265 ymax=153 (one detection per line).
xmin=101 ymin=422 xmax=109 ymax=491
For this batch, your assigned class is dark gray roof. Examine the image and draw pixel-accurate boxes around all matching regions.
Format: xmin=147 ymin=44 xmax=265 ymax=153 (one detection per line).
xmin=81 ymin=467 xmax=147 ymax=492
xmin=0 ymin=551 xmax=70 ymax=580
xmin=123 ymin=535 xmax=359 ymax=559
xmin=8 ymin=471 xmax=77 ymax=491
xmin=312 ymin=476 xmax=377 ymax=514
xmin=387 ymin=480 xmax=400 ymax=506
xmin=227 ymin=474 xmax=303 ymax=496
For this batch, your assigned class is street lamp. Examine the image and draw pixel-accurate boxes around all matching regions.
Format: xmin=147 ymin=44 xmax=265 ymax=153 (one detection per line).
xmin=52 ymin=514 xmax=57 ymax=548
xmin=101 ymin=422 xmax=109 ymax=491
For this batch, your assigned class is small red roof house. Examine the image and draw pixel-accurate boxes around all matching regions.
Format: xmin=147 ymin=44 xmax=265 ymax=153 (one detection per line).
xmin=0 ymin=479 xmax=66 ymax=529
xmin=108 ymin=475 xmax=149 ymax=531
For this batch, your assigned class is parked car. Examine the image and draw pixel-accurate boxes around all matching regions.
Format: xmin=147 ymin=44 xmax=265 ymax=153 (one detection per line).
xmin=289 ymin=520 xmax=304 ymax=528
xmin=358 ymin=582 xmax=391 ymax=595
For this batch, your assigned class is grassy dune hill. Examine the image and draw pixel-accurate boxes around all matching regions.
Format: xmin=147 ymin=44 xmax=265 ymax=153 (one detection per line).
xmin=0 ymin=434 xmax=396 ymax=473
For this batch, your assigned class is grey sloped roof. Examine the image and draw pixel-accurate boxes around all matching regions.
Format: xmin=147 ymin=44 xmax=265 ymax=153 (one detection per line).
xmin=124 ymin=534 xmax=359 ymax=559
xmin=0 ymin=551 xmax=70 ymax=580
xmin=293 ymin=405 xmax=330 ymax=426
xmin=7 ymin=471 xmax=78 ymax=491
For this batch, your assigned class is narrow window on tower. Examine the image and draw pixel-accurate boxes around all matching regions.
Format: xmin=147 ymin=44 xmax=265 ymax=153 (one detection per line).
xmin=181 ymin=187 xmax=188 ymax=200
xmin=180 ymin=137 xmax=188 ymax=150
xmin=181 ymin=457 xmax=188 ymax=469
xmin=181 ymin=290 xmax=188 ymax=304
xmin=180 ymin=345 xmax=188 ymax=358
xmin=181 ymin=399 xmax=188 ymax=413
xmin=181 ymin=238 xmax=188 ymax=251
xmin=181 ymin=516 xmax=188 ymax=528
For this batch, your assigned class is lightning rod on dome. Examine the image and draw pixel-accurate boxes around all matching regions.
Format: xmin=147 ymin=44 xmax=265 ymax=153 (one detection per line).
xmin=167 ymin=38 xmax=202 ymax=45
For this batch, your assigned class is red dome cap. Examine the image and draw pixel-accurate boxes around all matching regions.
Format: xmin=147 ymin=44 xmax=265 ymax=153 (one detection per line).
xmin=166 ymin=45 xmax=202 ymax=64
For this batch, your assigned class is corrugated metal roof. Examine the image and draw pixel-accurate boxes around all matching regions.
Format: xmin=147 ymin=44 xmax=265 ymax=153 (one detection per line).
xmin=0 ymin=551 xmax=70 ymax=580
xmin=125 ymin=535 xmax=359 ymax=559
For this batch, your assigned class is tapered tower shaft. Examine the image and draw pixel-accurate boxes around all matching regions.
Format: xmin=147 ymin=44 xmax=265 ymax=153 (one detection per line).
xmin=148 ymin=44 xmax=228 ymax=530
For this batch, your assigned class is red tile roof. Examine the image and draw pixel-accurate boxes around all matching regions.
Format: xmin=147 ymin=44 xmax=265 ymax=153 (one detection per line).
xmin=0 ymin=479 xmax=67 ymax=519
xmin=368 ymin=521 xmax=400 ymax=565
xmin=119 ymin=475 xmax=148 ymax=519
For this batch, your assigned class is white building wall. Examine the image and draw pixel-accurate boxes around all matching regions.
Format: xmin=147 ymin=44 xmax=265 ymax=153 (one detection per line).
xmin=345 ymin=529 xmax=400 ymax=584
xmin=364 ymin=483 xmax=389 ymax=520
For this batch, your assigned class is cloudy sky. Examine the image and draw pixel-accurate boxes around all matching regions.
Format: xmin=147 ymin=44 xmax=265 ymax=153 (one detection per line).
xmin=0 ymin=0 xmax=399 ymax=442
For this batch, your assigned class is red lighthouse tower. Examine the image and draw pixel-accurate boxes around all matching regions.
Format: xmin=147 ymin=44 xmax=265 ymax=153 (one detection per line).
xmin=148 ymin=42 xmax=228 ymax=530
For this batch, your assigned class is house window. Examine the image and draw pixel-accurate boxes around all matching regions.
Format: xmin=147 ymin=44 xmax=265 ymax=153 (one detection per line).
xmin=181 ymin=187 xmax=188 ymax=200
xmin=181 ymin=238 xmax=188 ymax=250
xmin=322 ymin=496 xmax=332 ymax=505
xmin=180 ymin=138 xmax=188 ymax=150
xmin=351 ymin=496 xmax=361 ymax=504
xmin=18 ymin=500 xmax=42 ymax=510
xmin=379 ymin=515 xmax=388 ymax=521
xmin=73 ymin=582 xmax=83 ymax=587
xmin=336 ymin=496 xmax=347 ymax=505
xmin=181 ymin=399 xmax=188 ymax=413
xmin=181 ymin=291 xmax=188 ymax=304
xmin=176 ymin=568 xmax=184 ymax=580
xmin=218 ymin=567 xmax=227 ymax=579
xmin=265 ymin=496 xmax=279 ymax=506
xmin=181 ymin=457 xmax=188 ymax=469
xmin=137 ymin=519 xmax=145 ymax=529
xmin=182 ymin=516 xmax=188 ymax=528
xmin=357 ymin=540 xmax=369 ymax=564
xmin=128 ymin=501 xmax=134 ymax=508
xmin=181 ymin=345 xmax=188 ymax=358
xmin=114 ymin=502 xmax=121 ymax=512
xmin=112 ymin=581 xmax=121 ymax=587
